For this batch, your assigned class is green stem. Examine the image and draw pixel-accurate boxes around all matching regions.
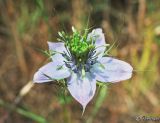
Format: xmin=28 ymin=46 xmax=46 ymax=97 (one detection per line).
xmin=0 ymin=99 xmax=47 ymax=123
xmin=86 ymin=85 xmax=108 ymax=123
xmin=62 ymin=88 xmax=70 ymax=123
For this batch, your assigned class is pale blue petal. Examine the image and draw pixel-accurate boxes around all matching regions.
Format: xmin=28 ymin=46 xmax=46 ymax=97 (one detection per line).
xmin=87 ymin=28 xmax=106 ymax=59
xmin=47 ymin=41 xmax=67 ymax=62
xmin=47 ymin=41 xmax=67 ymax=52
xmin=67 ymin=72 xmax=96 ymax=111
xmin=33 ymin=62 xmax=71 ymax=83
xmin=92 ymin=57 xmax=133 ymax=83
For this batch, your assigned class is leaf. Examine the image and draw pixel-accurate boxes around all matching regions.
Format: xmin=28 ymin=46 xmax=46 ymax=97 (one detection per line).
xmin=16 ymin=108 xmax=47 ymax=123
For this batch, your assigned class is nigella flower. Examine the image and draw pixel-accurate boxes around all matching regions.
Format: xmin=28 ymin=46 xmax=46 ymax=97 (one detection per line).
xmin=33 ymin=27 xmax=133 ymax=112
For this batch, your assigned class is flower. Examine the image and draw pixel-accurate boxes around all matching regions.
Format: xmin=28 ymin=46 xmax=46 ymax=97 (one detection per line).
xmin=33 ymin=28 xmax=133 ymax=112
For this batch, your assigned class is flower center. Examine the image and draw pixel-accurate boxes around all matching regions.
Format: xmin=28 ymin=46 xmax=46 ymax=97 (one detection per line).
xmin=58 ymin=27 xmax=98 ymax=74
xmin=67 ymin=34 xmax=94 ymax=63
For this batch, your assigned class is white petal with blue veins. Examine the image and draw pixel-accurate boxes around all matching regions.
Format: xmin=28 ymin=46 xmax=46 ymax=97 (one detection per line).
xmin=48 ymin=41 xmax=67 ymax=63
xmin=33 ymin=62 xmax=71 ymax=83
xmin=67 ymin=72 xmax=96 ymax=111
xmin=87 ymin=28 xmax=106 ymax=59
xmin=92 ymin=57 xmax=133 ymax=83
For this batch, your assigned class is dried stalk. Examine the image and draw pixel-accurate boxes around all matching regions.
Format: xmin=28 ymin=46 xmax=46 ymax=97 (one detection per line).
xmin=137 ymin=0 xmax=146 ymax=31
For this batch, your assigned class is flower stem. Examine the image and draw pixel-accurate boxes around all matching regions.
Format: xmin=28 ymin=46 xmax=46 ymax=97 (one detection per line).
xmin=62 ymin=87 xmax=71 ymax=123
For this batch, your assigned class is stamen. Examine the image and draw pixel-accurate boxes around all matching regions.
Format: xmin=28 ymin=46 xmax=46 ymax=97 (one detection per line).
xmin=64 ymin=62 xmax=72 ymax=68
xmin=72 ymin=66 xmax=78 ymax=73
xmin=88 ymin=50 xmax=96 ymax=58
xmin=62 ymin=52 xmax=72 ymax=61
xmin=65 ymin=46 xmax=72 ymax=58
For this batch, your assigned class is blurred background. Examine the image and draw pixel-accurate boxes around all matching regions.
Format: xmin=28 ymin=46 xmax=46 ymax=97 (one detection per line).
xmin=0 ymin=0 xmax=160 ymax=123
